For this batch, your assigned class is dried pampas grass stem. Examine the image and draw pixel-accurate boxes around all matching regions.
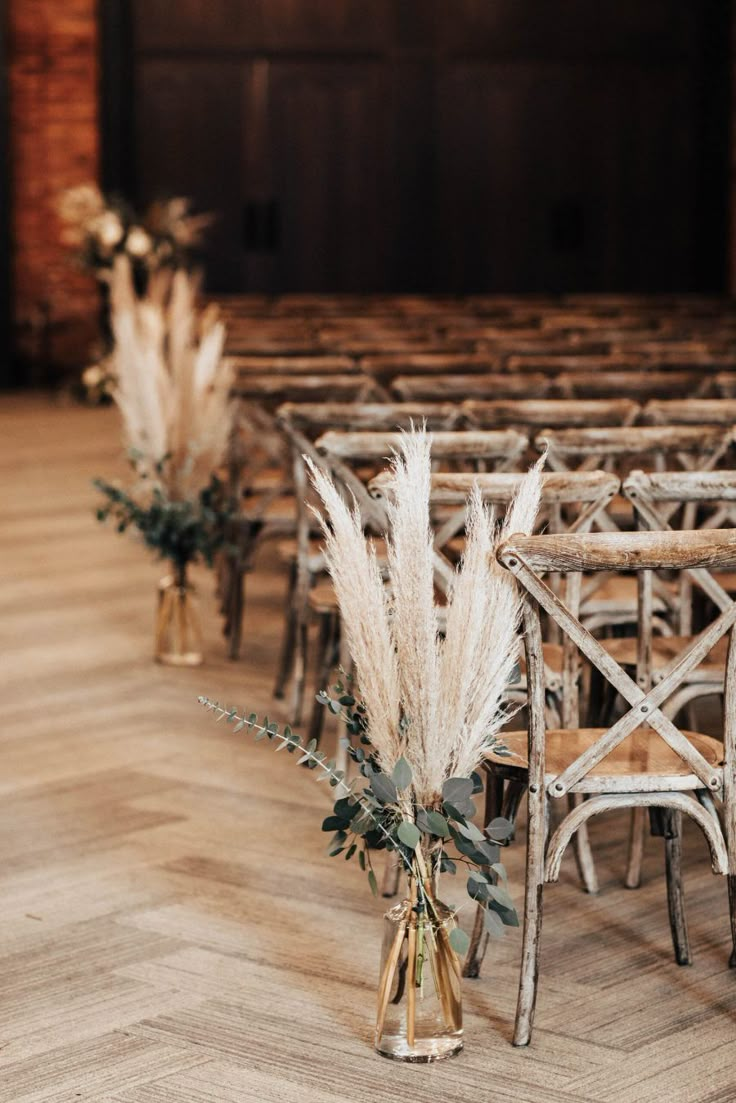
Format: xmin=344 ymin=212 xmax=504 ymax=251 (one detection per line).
xmin=108 ymin=256 xmax=234 ymax=500
xmin=308 ymin=431 xmax=542 ymax=804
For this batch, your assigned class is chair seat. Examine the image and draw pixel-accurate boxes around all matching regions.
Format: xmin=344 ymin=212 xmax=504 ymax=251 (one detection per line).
xmin=601 ymin=634 xmax=727 ymax=683
xmin=307 ymin=579 xmax=340 ymax=615
xmin=713 ymin=570 xmax=736 ymax=593
xmin=240 ymin=495 xmax=297 ymax=527
xmin=607 ymin=494 xmax=634 ymax=527
xmin=486 ymin=726 xmax=723 ymax=793
xmin=278 ymin=535 xmax=389 ymax=567
xmin=581 ymin=575 xmax=671 ymax=615
xmin=516 ymin=643 xmax=564 ymax=688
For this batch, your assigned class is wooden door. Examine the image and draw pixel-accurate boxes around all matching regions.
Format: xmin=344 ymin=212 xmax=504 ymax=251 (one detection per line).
xmin=263 ymin=61 xmax=392 ymax=292
xmin=134 ymin=59 xmax=247 ymax=291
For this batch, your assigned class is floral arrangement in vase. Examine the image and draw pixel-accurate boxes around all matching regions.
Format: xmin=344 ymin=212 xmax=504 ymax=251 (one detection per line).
xmin=200 ymin=432 xmax=541 ymax=1059
xmin=58 ymin=184 xmax=213 ymax=285
xmin=58 ymin=184 xmax=214 ymax=402
xmin=94 ymin=257 xmax=236 ymax=665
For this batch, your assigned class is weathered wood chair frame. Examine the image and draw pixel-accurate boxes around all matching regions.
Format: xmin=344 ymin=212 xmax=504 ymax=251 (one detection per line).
xmin=537 ymin=425 xmax=734 ymax=634
xmin=478 ymin=528 xmax=736 ymax=1047
xmin=553 ymin=370 xmax=710 ymax=402
xmin=615 ymin=470 xmax=736 ymax=890
xmin=642 ymin=399 xmax=736 ymax=428
xmin=222 ymin=374 xmax=385 ymax=658
xmin=461 ymin=398 xmax=640 ymax=432
xmin=390 ymin=372 xmax=554 ymax=403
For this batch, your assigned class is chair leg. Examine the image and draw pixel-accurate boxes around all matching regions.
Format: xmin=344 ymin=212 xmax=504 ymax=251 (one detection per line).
xmin=569 ymin=794 xmax=599 ymax=894
xmin=273 ymin=560 xmax=298 ymax=700
xmin=227 ymin=562 xmax=245 ymax=661
xmin=664 ymin=811 xmax=692 ymax=965
xmin=290 ymin=617 xmax=310 ymax=727
xmin=513 ymin=787 xmax=547 ymax=1047
xmin=624 ymin=807 xmax=646 ymax=889
xmin=463 ymin=771 xmax=504 ymax=979
xmin=306 ymin=612 xmax=338 ymax=749
xmin=651 ymin=809 xmax=692 ymax=965
xmin=728 ymin=875 xmax=736 ymax=968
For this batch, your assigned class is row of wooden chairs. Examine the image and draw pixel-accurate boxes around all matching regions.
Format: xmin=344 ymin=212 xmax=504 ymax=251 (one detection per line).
xmin=222 ymin=391 xmax=736 ymax=656
xmin=268 ymin=420 xmax=732 ymax=733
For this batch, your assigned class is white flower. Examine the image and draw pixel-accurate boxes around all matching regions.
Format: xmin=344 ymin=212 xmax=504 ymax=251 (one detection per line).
xmin=126 ymin=226 xmax=152 ymax=258
xmin=92 ymin=211 xmax=124 ymax=250
xmin=82 ymin=364 xmax=104 ymax=387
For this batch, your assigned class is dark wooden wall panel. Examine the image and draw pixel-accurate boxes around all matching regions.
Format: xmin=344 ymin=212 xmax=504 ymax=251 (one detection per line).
xmin=134 ymin=0 xmax=393 ymax=52
xmin=135 ymin=59 xmax=246 ymax=289
xmin=116 ymin=0 xmax=731 ymax=294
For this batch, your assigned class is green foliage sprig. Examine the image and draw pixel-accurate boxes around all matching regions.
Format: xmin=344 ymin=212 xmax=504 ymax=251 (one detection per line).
xmin=95 ymin=471 xmax=236 ymax=572
xmin=199 ymin=687 xmax=518 ymax=955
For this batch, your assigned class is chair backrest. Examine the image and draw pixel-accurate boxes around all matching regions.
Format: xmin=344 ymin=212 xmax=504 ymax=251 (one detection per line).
xmin=506 ymin=355 xmax=643 ymax=376
xmin=623 ymin=469 xmax=736 ymax=637
xmin=498 ymin=528 xmax=736 ymax=805
xmin=369 ymin=469 xmax=619 ymax=604
xmin=310 ymin=429 xmax=527 ymax=542
xmin=462 ymin=398 xmax=639 ymax=431
xmin=361 ymin=353 xmax=501 ymax=384
xmin=538 ymin=425 xmax=733 ymax=476
xmin=277 ymin=401 xmax=461 ymax=436
xmin=642 ymin=399 xmax=736 ymax=426
xmin=231 ymin=354 xmax=358 ymax=375
xmin=554 ymin=370 xmax=704 ymax=401
xmin=391 ymin=373 xmax=552 ymax=402
xmin=232 ymin=373 xmax=380 ymax=405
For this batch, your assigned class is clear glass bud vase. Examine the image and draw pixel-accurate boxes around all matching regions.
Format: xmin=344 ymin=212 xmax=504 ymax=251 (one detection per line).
xmin=155 ymin=566 xmax=203 ymax=666
xmin=375 ymin=887 xmax=463 ymax=1062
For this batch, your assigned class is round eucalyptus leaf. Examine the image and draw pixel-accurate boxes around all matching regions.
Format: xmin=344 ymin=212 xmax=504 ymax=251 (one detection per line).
xmin=397 ymin=820 xmax=421 ymax=850
xmin=449 ymin=927 xmax=470 ymax=956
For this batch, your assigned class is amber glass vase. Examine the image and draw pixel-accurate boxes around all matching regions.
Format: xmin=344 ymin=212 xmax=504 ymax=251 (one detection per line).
xmin=155 ymin=565 xmax=203 ymax=666
xmin=375 ymin=882 xmax=463 ymax=1062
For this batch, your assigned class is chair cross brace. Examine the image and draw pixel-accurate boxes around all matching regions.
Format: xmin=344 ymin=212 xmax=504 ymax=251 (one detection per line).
xmin=503 ymin=554 xmax=731 ymax=795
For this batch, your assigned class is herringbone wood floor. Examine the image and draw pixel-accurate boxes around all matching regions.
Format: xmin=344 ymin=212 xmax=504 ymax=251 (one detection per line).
xmin=3 ymin=395 xmax=736 ymax=1102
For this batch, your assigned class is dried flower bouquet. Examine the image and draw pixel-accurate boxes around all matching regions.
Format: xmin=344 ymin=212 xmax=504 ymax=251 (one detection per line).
xmin=201 ymin=430 xmax=541 ymax=1056
xmin=94 ymin=258 xmax=237 ymax=662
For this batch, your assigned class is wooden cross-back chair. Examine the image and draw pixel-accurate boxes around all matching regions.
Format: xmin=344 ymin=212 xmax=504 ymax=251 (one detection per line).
xmin=299 ymin=429 xmax=529 ymax=752
xmin=361 ymin=353 xmax=502 ymax=387
xmin=391 ymin=373 xmax=553 ymax=403
xmin=272 ymin=403 xmax=464 ymax=721
xmin=538 ymin=425 xmax=733 ymax=486
xmin=470 ymin=528 xmax=736 ymax=1047
xmin=222 ymin=374 xmax=387 ymax=659
xmin=534 ymin=425 xmax=734 ymax=635
xmin=231 ymin=354 xmax=359 ymax=376
xmin=506 ymin=355 xmax=644 ymax=377
xmin=554 ymin=370 xmax=709 ymax=401
xmin=462 ymin=398 xmax=640 ymax=432
xmin=642 ymin=399 xmax=736 ymax=427
xmin=610 ymin=470 xmax=736 ymax=890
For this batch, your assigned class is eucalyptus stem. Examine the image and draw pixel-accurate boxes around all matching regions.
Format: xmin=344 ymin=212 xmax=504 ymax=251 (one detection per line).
xmin=198 ymin=697 xmax=420 ymax=885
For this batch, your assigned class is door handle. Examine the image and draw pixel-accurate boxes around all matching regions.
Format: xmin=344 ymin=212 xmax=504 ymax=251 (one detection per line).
xmin=243 ymin=200 xmax=280 ymax=251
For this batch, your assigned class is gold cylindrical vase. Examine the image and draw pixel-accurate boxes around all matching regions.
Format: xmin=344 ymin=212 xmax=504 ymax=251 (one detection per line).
xmin=375 ymin=884 xmax=463 ymax=1062
xmin=155 ymin=567 xmax=203 ymax=666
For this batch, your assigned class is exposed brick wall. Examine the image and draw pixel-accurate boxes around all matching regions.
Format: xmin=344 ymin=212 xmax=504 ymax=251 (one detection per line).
xmin=9 ymin=0 xmax=100 ymax=379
